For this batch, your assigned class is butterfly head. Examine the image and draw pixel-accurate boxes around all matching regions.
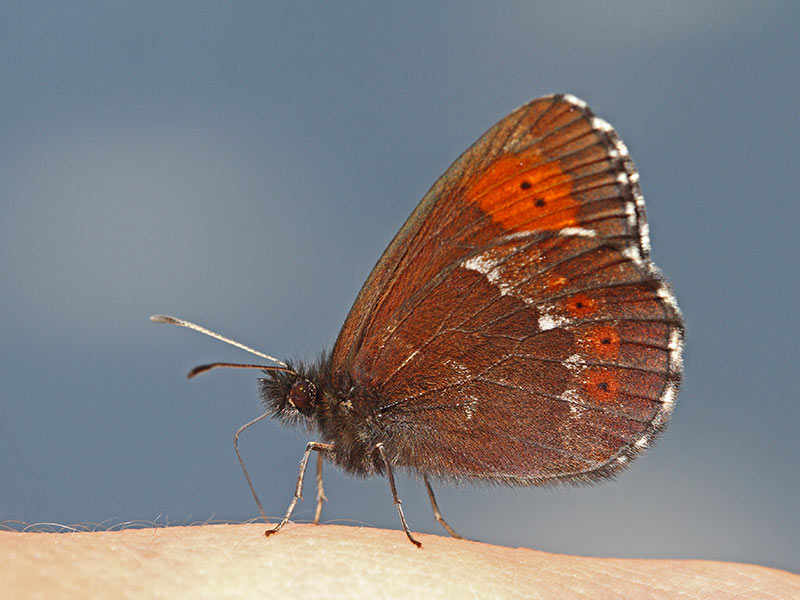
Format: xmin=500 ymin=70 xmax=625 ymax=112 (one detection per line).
xmin=258 ymin=355 xmax=332 ymax=425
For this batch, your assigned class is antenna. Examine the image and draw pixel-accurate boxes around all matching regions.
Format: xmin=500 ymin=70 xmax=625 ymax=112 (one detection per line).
xmin=150 ymin=314 xmax=290 ymax=369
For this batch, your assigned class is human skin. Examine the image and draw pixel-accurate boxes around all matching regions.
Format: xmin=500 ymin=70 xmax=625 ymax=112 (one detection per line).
xmin=2 ymin=523 xmax=798 ymax=598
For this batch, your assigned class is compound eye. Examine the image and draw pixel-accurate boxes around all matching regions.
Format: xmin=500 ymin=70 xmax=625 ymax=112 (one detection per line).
xmin=288 ymin=379 xmax=316 ymax=415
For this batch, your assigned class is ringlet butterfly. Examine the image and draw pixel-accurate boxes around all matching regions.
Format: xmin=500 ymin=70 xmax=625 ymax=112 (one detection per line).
xmin=153 ymin=94 xmax=684 ymax=547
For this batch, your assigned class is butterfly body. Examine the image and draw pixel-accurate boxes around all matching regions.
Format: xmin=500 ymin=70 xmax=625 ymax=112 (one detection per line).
xmin=261 ymin=360 xmax=390 ymax=477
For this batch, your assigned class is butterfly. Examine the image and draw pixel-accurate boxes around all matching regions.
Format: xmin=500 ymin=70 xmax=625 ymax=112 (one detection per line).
xmin=153 ymin=94 xmax=684 ymax=547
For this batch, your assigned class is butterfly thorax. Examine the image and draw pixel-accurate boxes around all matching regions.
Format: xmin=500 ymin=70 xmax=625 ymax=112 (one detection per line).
xmin=259 ymin=355 xmax=387 ymax=476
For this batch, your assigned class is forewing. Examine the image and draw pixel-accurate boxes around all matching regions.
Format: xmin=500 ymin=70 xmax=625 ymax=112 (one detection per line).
xmin=332 ymin=94 xmax=651 ymax=374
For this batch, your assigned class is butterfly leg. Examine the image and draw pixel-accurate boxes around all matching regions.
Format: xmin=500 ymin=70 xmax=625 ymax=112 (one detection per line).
xmin=266 ymin=441 xmax=334 ymax=538
xmin=424 ymin=474 xmax=462 ymax=539
xmin=312 ymin=451 xmax=328 ymax=525
xmin=233 ymin=412 xmax=273 ymax=523
xmin=376 ymin=442 xmax=422 ymax=548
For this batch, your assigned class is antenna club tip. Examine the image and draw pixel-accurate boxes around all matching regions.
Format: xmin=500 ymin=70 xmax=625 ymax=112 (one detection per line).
xmin=150 ymin=314 xmax=176 ymax=324
xmin=187 ymin=364 xmax=212 ymax=378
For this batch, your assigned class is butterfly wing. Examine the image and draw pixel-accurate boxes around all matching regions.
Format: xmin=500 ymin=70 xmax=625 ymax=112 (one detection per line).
xmin=331 ymin=95 xmax=683 ymax=484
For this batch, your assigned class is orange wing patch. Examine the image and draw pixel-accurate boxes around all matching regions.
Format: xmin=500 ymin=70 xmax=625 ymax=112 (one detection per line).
xmin=580 ymin=325 xmax=621 ymax=360
xmin=466 ymin=152 xmax=579 ymax=232
xmin=582 ymin=368 xmax=621 ymax=404
xmin=565 ymin=293 xmax=599 ymax=317
xmin=544 ymin=273 xmax=569 ymax=292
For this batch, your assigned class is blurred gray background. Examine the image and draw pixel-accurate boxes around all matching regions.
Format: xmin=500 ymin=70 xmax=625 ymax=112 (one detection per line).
xmin=2 ymin=2 xmax=798 ymax=573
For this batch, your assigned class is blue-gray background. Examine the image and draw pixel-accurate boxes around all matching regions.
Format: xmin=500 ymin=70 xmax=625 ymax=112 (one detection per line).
xmin=2 ymin=3 xmax=798 ymax=573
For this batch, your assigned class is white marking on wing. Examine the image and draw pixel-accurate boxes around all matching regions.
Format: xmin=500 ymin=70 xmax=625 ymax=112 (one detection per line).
xmin=563 ymin=94 xmax=588 ymax=110
xmin=538 ymin=313 xmax=568 ymax=331
xmin=558 ymin=227 xmax=597 ymax=238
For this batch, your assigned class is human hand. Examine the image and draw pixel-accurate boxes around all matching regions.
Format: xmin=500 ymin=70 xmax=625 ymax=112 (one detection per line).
xmin=3 ymin=523 xmax=798 ymax=598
